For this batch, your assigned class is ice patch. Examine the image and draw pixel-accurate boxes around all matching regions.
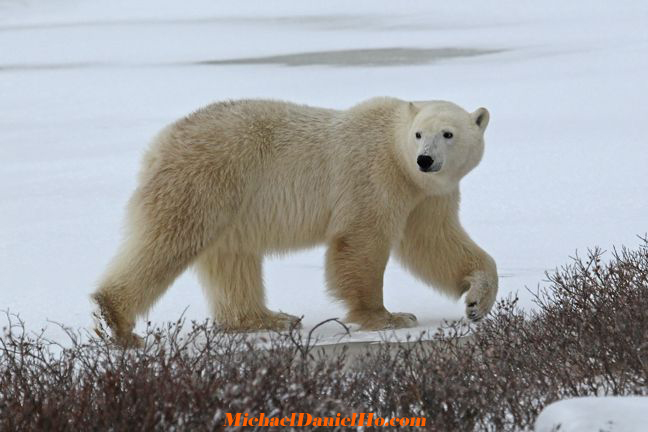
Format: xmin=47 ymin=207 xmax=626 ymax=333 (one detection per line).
xmin=198 ymin=47 xmax=502 ymax=68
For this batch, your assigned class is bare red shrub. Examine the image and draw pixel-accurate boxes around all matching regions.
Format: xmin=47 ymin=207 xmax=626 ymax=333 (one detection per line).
xmin=2 ymin=239 xmax=647 ymax=431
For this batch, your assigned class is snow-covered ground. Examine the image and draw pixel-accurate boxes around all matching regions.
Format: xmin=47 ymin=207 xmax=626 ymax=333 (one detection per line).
xmin=535 ymin=397 xmax=648 ymax=432
xmin=1 ymin=0 xmax=647 ymax=343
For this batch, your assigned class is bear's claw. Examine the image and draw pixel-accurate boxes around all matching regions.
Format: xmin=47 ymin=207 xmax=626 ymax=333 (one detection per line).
xmin=388 ymin=312 xmax=418 ymax=328
xmin=464 ymin=270 xmax=497 ymax=322
xmin=351 ymin=310 xmax=418 ymax=330
xmin=220 ymin=310 xmax=302 ymax=333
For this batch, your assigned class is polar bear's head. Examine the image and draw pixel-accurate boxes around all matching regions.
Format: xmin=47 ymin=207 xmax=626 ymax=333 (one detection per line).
xmin=401 ymin=101 xmax=489 ymax=194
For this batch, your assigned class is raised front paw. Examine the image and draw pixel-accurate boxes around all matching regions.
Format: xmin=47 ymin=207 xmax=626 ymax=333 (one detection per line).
xmin=464 ymin=270 xmax=498 ymax=322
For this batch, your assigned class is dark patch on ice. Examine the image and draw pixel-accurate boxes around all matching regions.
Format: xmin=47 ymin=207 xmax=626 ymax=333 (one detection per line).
xmin=0 ymin=47 xmax=503 ymax=73
xmin=197 ymin=47 xmax=502 ymax=68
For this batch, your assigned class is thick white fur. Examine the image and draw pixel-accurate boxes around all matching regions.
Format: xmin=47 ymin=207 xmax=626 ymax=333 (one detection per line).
xmin=92 ymin=97 xmax=497 ymax=346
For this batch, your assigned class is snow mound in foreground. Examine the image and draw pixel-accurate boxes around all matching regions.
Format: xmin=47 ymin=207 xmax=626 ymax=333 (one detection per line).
xmin=535 ymin=397 xmax=648 ymax=432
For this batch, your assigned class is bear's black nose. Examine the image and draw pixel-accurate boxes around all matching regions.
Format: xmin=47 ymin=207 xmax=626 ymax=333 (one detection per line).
xmin=417 ymin=155 xmax=434 ymax=171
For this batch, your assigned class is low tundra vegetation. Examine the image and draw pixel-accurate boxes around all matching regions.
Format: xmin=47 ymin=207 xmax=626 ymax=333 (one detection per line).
xmin=2 ymin=239 xmax=647 ymax=431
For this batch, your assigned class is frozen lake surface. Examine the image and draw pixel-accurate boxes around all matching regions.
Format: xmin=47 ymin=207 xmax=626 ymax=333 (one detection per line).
xmin=1 ymin=0 xmax=647 ymax=344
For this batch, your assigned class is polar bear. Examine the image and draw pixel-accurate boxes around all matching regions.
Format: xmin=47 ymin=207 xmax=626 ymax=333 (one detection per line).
xmin=92 ymin=97 xmax=498 ymax=346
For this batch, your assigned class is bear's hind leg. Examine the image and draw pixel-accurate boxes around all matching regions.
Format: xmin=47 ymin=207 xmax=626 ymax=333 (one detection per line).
xmin=196 ymin=247 xmax=300 ymax=331
xmin=92 ymin=230 xmax=199 ymax=347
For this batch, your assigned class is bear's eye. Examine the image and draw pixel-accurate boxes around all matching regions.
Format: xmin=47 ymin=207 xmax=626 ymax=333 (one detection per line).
xmin=415 ymin=132 xmax=422 ymax=139
xmin=443 ymin=131 xmax=454 ymax=139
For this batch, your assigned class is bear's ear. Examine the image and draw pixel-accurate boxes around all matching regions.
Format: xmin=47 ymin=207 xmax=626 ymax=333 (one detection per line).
xmin=408 ymin=102 xmax=419 ymax=117
xmin=472 ymin=107 xmax=490 ymax=131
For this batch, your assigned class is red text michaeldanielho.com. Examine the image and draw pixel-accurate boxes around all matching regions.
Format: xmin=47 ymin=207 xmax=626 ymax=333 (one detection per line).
xmin=223 ymin=412 xmax=426 ymax=427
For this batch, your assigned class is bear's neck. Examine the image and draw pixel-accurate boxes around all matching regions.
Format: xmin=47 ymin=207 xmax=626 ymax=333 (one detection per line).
xmin=377 ymin=106 xmax=428 ymax=210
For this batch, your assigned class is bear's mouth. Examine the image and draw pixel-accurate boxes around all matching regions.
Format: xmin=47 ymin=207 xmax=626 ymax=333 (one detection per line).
xmin=419 ymin=163 xmax=442 ymax=173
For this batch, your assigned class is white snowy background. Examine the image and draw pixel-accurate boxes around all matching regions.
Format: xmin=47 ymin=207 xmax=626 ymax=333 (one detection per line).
xmin=1 ymin=0 xmax=647 ymax=348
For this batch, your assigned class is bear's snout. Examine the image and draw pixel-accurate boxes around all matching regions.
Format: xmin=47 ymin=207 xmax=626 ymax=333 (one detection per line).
xmin=417 ymin=155 xmax=435 ymax=172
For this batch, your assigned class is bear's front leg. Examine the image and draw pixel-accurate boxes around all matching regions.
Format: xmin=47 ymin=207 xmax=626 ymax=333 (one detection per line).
xmin=396 ymin=195 xmax=499 ymax=322
xmin=462 ymin=258 xmax=498 ymax=322
xmin=325 ymin=232 xmax=418 ymax=330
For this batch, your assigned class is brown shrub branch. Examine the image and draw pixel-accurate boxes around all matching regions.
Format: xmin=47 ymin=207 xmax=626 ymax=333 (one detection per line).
xmin=2 ymin=238 xmax=647 ymax=431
